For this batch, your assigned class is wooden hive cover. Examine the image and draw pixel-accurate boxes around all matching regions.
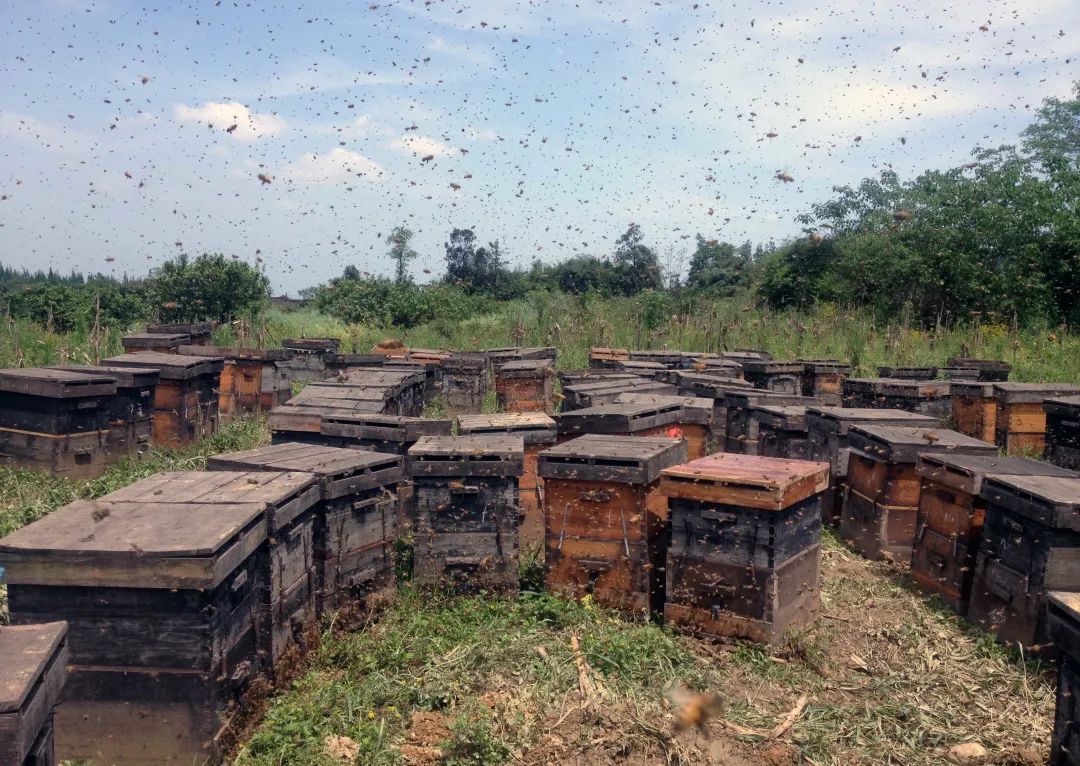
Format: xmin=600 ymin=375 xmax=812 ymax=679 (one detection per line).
xmin=537 ymin=434 xmax=687 ymax=484
xmin=916 ymin=453 xmax=1076 ymax=495
xmin=145 ymin=322 xmax=212 ymax=336
xmin=722 ymin=350 xmax=772 ymax=361
xmin=320 ymin=413 xmax=452 ymax=440
xmin=993 ymin=382 xmax=1080 ymax=404
xmin=660 ymin=453 xmax=829 ymax=510
xmin=442 ymin=353 xmax=488 ymax=371
xmin=616 ymin=360 xmax=667 ymax=371
xmin=0 ymin=621 xmax=67 ymax=713
xmin=741 ymin=360 xmax=805 ymax=375
xmin=565 ymin=376 xmax=651 ymax=394
xmin=559 ymin=370 xmax=637 ymax=386
xmin=555 ymin=401 xmax=682 ymax=435
xmin=674 ymin=371 xmax=752 ymax=391
xmin=724 ymin=390 xmax=815 ymax=407
xmin=878 ymin=379 xmax=951 ymax=398
xmin=497 ymin=359 xmax=553 ymax=377
xmin=101 ymin=470 xmax=319 ymax=532
xmin=121 ymin=332 xmax=189 ymax=348
xmin=339 ymin=369 xmax=425 ymax=386
xmin=284 ymin=397 xmax=387 ymax=414
xmin=844 ymin=377 xmax=903 ymax=393
xmin=948 ymin=357 xmax=1011 ymax=373
xmin=805 ymin=407 xmax=938 ymax=433
xmin=282 ymin=337 xmax=340 ymax=353
xmin=299 ymin=383 xmax=404 ymax=401
xmin=589 ymin=346 xmax=630 ymax=361
xmin=102 ymin=351 xmax=224 ymax=379
xmin=949 ymin=381 xmax=995 ymax=398
xmin=1048 ymin=591 xmax=1080 ymax=630
xmin=627 ymin=349 xmax=688 ymax=363
xmin=979 ymin=474 xmax=1080 ymax=531
xmin=877 ymin=366 xmax=937 ymax=379
xmin=752 ymin=405 xmax=808 ymax=430
xmin=847 ymin=425 xmax=997 ymax=464
xmin=0 ymin=368 xmax=117 ymax=398
xmin=0 ymin=500 xmax=267 ymax=588
xmin=456 ymin=413 xmax=557 ymax=444
xmin=486 ymin=346 xmax=557 ymax=362
xmin=613 ymin=393 xmax=713 ymax=425
xmin=178 ymin=344 xmax=293 ymax=362
xmin=48 ymin=364 xmax=160 ymax=388
xmin=797 ymin=359 xmax=853 ymax=374
xmin=407 ymin=434 xmax=524 ymax=477
xmin=1046 ymin=395 xmax=1080 ymax=417
xmin=207 ymin=443 xmax=404 ymax=499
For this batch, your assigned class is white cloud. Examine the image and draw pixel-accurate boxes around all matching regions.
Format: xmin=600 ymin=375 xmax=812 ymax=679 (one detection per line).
xmin=283 ymin=147 xmax=385 ymax=184
xmin=389 ymin=134 xmax=455 ymax=157
xmin=174 ymin=101 xmax=287 ymax=140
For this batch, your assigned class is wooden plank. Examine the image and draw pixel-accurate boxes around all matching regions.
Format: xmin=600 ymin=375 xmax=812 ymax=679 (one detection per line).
xmin=994 ymin=382 xmax=1080 ymax=404
xmin=0 ymin=622 xmax=67 ymax=713
xmin=916 ymin=453 xmax=1074 ymax=495
xmin=538 ymin=434 xmax=687 ymax=484
xmin=0 ymin=368 xmax=117 ymax=399
xmin=661 ymin=453 xmax=828 ymax=510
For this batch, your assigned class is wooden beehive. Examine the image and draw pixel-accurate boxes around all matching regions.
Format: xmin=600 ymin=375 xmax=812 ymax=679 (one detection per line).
xmin=912 ymin=454 xmax=1075 ymax=614
xmin=588 ymin=347 xmax=630 ymax=369
xmin=280 ymin=338 xmax=339 ymax=383
xmin=613 ymin=392 xmax=714 ymax=459
xmin=967 ymin=475 xmax=1080 ymax=651
xmin=994 ymin=383 xmax=1080 ymax=454
xmin=876 ymin=366 xmax=937 ymax=380
xmin=1047 ymin=396 xmax=1080 ymax=470
xmin=495 ymin=360 xmax=556 ymax=413
xmin=283 ymin=337 xmax=341 ymax=354
xmin=102 ymin=471 xmax=321 ymax=669
xmin=539 ymin=434 xmax=687 ymax=618
xmin=798 ymin=359 xmax=851 ymax=405
xmin=562 ymin=378 xmax=676 ymax=410
xmin=879 ymin=379 xmax=953 ymax=420
xmin=0 ymin=622 xmax=69 ymax=766
xmin=839 ymin=425 xmax=996 ymax=561
xmin=840 ymin=377 xmax=898 ymax=409
xmin=686 ymin=357 xmax=743 ymax=379
xmin=179 ymin=345 xmax=294 ymax=419
xmin=671 ymin=373 xmax=751 ymax=445
xmin=486 ymin=346 xmax=558 ymax=369
xmin=724 ymin=391 xmax=817 ymax=454
xmin=1047 ymin=591 xmax=1080 ymax=764
xmin=627 ymin=350 xmax=692 ymax=369
xmin=145 ymin=322 xmax=213 ymax=346
xmin=408 ymin=435 xmax=524 ymax=594
xmin=207 ymin=444 xmax=405 ymax=615
xmin=1 ymin=499 xmax=268 ymax=765
xmin=120 ymin=332 xmax=189 ymax=354
xmin=441 ymin=353 xmax=489 ymax=414
xmin=950 ymin=381 xmax=997 ymax=443
xmin=457 ymin=413 xmax=557 ymax=551
xmin=102 ymin=352 xmax=223 ymax=448
xmin=319 ymin=412 xmax=452 ymax=454
xmin=741 ymin=360 xmax=805 ymax=394
xmin=946 ymin=357 xmax=1011 ymax=382
xmin=805 ymin=407 xmax=938 ymax=525
xmin=613 ymin=359 xmax=668 ymax=377
xmin=662 ymin=453 xmax=828 ymax=642
xmin=722 ymin=350 xmax=772 ymax=362
xmin=938 ymin=367 xmax=980 ymax=381
xmin=329 ymin=355 xmax=443 ymax=404
xmin=555 ymin=400 xmax=683 ymax=442
xmin=753 ymin=405 xmax=809 ymax=460
xmin=0 ymin=368 xmax=117 ymax=435
xmin=315 ymin=368 xmax=427 ymax=417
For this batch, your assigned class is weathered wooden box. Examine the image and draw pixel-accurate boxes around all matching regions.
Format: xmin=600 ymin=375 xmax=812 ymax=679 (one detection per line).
xmin=48 ymin=365 xmax=158 ymax=462
xmin=558 ymin=369 xmax=637 ymax=389
xmin=628 ymin=349 xmax=694 ymax=369
xmin=840 ymin=377 xmax=898 ymax=409
xmin=283 ymin=337 xmax=341 ymax=355
xmin=0 ymin=368 xmax=117 ymax=435
xmin=912 ymin=454 xmax=1075 ymax=614
xmin=120 ymin=332 xmax=191 ymax=354
xmin=614 ymin=359 xmax=668 ymax=377
xmin=495 ymin=360 xmax=555 ymax=414
xmin=102 ymin=352 xmax=223 ymax=448
xmin=947 ymin=357 xmax=1011 ymax=382
xmin=798 ymin=359 xmax=851 ymax=405
xmin=1047 ymin=591 xmax=1080 ymax=764
xmin=330 ymin=356 xmax=442 ymax=404
xmin=145 ymin=322 xmax=213 ymax=346
xmin=1047 ymin=396 xmax=1080 ymax=470
xmin=879 ymin=379 xmax=953 ymax=420
xmin=486 ymin=346 xmax=557 ymax=366
xmin=687 ymin=357 xmax=743 ymax=379
xmin=408 ymin=435 xmax=524 ymax=594
xmin=179 ymin=345 xmax=294 ymax=419
xmin=671 ymin=373 xmax=751 ymax=444
xmin=753 ymin=405 xmax=809 ymax=460
xmin=280 ymin=338 xmax=339 ymax=383
xmin=839 ymin=425 xmax=996 ymax=561
xmin=555 ymin=400 xmax=683 ymax=442
xmin=311 ymin=368 xmax=427 ymax=417
xmin=0 ymin=428 xmax=112 ymax=480
xmin=562 ymin=377 xmax=676 ymax=411
xmin=967 ymin=475 xmax=1080 ymax=651
xmin=208 ymin=444 xmax=405 ymax=615
xmin=588 ymin=347 xmax=630 ymax=369
xmin=613 ymin=392 xmax=714 ymax=459
xmin=662 ymin=453 xmax=827 ymax=642
xmin=724 ymin=391 xmax=817 ymax=454
xmin=540 ymin=434 xmax=687 ymax=618
xmin=741 ymin=360 xmax=805 ymax=394
xmin=1 ymin=499 xmax=268 ymax=765
xmin=441 ymin=353 xmax=489 ymax=414
xmin=722 ymin=350 xmax=772 ymax=362
xmin=0 ymin=622 xmax=69 ymax=766
xmin=318 ymin=412 xmax=452 ymax=455
xmin=994 ymin=383 xmax=1080 ymax=454
xmin=877 ymin=366 xmax=937 ymax=380
xmin=950 ymin=381 xmax=997 ymax=443
xmin=456 ymin=413 xmax=556 ymax=552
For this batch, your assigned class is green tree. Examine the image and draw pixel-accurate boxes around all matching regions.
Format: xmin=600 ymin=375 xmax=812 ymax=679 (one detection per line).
xmin=387 ymin=226 xmax=419 ymax=284
xmin=147 ymin=253 xmax=269 ymax=323
xmin=443 ymin=229 xmax=506 ymax=292
xmin=686 ymin=235 xmax=748 ymax=293
xmin=611 ymin=223 xmax=663 ymax=294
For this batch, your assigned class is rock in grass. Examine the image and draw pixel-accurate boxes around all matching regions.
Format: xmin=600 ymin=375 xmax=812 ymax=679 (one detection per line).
xmin=944 ymin=742 xmax=988 ymax=765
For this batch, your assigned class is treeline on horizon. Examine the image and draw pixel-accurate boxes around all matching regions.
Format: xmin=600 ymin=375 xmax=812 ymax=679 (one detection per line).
xmin=2 ymin=82 xmax=1078 ymax=333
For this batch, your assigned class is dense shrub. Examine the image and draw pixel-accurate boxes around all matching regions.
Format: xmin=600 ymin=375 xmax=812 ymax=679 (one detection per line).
xmin=2 ymin=281 xmax=149 ymax=332
xmin=147 ymin=253 xmax=270 ymax=323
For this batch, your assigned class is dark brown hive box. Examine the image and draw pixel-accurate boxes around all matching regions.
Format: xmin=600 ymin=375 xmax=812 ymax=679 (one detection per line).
xmin=722 ymin=350 xmax=772 ymax=362
xmin=613 ymin=392 xmax=714 ymax=459
xmin=120 ymin=332 xmax=190 ymax=354
xmin=994 ymin=383 xmax=1080 ymax=454
xmin=0 ymin=368 xmax=116 ymax=435
xmin=408 ymin=435 xmax=524 ymax=594
xmin=48 ymin=365 xmax=159 ymax=460
xmin=752 ymin=405 xmax=810 ymax=460
xmin=539 ymin=434 xmax=687 ymax=618
xmin=457 ymin=414 xmax=556 ymax=551
xmin=495 ymin=359 xmax=555 ymax=414
xmin=102 ymin=352 xmax=223 ymax=447
xmin=319 ymin=412 xmax=452 ymax=455
xmin=330 ymin=368 xmax=427 ymax=417
xmin=724 ymin=391 xmax=817 ymax=455
xmin=950 ymin=381 xmax=997 ymax=443
xmin=280 ymin=338 xmax=339 ymax=383
xmin=627 ymin=350 xmax=693 ymax=369
xmin=208 ymin=444 xmax=405 ymax=614
xmin=179 ymin=345 xmax=294 ymax=418
xmin=614 ymin=359 xmax=667 ymax=376
xmin=558 ymin=369 xmax=637 ymax=388
xmin=282 ymin=337 xmax=341 ymax=354
xmin=662 ymin=453 xmax=827 ymax=643
xmin=912 ymin=454 xmax=1075 ymax=614
xmin=879 ymin=379 xmax=953 ymax=420
xmin=562 ymin=377 xmax=676 ymax=410
xmin=330 ymin=355 xmax=442 ymax=403
xmin=947 ymin=357 xmax=1011 ymax=382
xmin=486 ymin=346 xmax=558 ymax=365
xmin=1047 ymin=592 xmax=1080 ymax=764
xmin=441 ymin=353 xmax=489 ymax=414
xmin=839 ymin=425 xmax=996 ymax=561
xmin=841 ymin=377 xmax=899 ymax=408
xmin=1 ymin=499 xmax=268 ymax=765
xmin=798 ymin=359 xmax=852 ymax=405
xmin=588 ymin=347 xmax=630 ymax=369
xmin=877 ymin=366 xmax=937 ymax=380
xmin=145 ymin=322 xmax=213 ymax=345
xmin=687 ymin=357 xmax=743 ymax=378
xmin=967 ymin=475 xmax=1080 ymax=651
xmin=0 ymin=622 xmax=68 ymax=766
xmin=555 ymin=400 xmax=683 ymax=441
xmin=1047 ymin=396 xmax=1080 ymax=471
xmin=741 ymin=360 xmax=805 ymax=394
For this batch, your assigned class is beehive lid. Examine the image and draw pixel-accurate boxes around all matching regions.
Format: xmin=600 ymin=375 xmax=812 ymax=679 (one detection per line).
xmin=178 ymin=345 xmax=293 ymax=362
xmin=805 ymin=406 xmax=938 ymax=430
xmin=555 ymin=401 xmax=682 ymax=435
xmin=486 ymin=346 xmax=557 ymax=361
xmin=741 ymin=360 xmax=805 ymax=375
xmin=0 ymin=500 xmax=267 ymax=588
xmin=145 ymin=322 xmax=212 ymax=336
xmin=947 ymin=357 xmax=1011 ymax=372
xmin=878 ymin=380 xmax=951 ymax=398
xmin=282 ymin=337 xmax=340 ymax=352
xmin=993 ymin=382 xmax=1080 ymax=404
xmin=295 ymin=384 xmax=397 ymax=402
xmin=408 ymin=435 xmax=524 ymax=477
xmin=939 ymin=368 xmax=981 ymax=381
xmin=565 ymin=376 xmax=652 ymax=394
xmin=47 ymin=364 xmax=160 ymax=388
xmin=673 ymin=372 xmax=752 ymax=393
xmin=722 ymin=350 xmax=772 ymax=361
xmin=442 ymin=352 xmax=488 ymax=371
xmin=980 ymin=474 xmax=1080 ymax=531
xmin=877 ymin=366 xmax=937 ymax=379
xmin=0 ymin=622 xmax=68 ymax=715
xmin=844 ymin=377 xmax=903 ymax=392
xmin=797 ymin=359 xmax=853 ymax=374
xmin=103 ymin=351 xmax=224 ymax=378
xmin=207 ymin=443 xmax=403 ymax=498
xmin=559 ymin=370 xmax=637 ymax=385
xmin=338 ymin=369 xmax=425 ymax=386
xmin=613 ymin=393 xmax=713 ymax=425
xmin=497 ymin=359 xmax=553 ymax=376
xmin=101 ymin=470 xmax=319 ymax=532
xmin=121 ymin=332 xmax=189 ymax=347
xmin=949 ymin=381 xmax=995 ymax=398
xmin=0 ymin=368 xmax=117 ymax=398
xmin=456 ymin=413 xmax=556 ymax=444
xmin=320 ymin=413 xmax=452 ymax=440
xmin=615 ymin=360 xmax=667 ymax=371
xmin=661 ymin=453 xmax=829 ymax=510
xmin=1046 ymin=395 xmax=1080 ymax=413
xmin=724 ymin=390 xmax=815 ymax=407
xmin=1048 ymin=591 xmax=1080 ymax=628
xmin=916 ymin=453 xmax=1076 ymax=495
xmin=847 ymin=425 xmax=996 ymax=464
xmin=628 ymin=349 xmax=689 ymax=363
xmin=538 ymin=434 xmax=688 ymax=484
xmin=589 ymin=347 xmax=630 ymax=360
xmin=752 ymin=405 xmax=809 ymax=430
xmin=286 ymin=397 xmax=387 ymax=413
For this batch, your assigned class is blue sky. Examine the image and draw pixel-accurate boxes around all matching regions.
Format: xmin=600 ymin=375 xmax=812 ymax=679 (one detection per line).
xmin=1 ymin=0 xmax=1076 ymax=293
